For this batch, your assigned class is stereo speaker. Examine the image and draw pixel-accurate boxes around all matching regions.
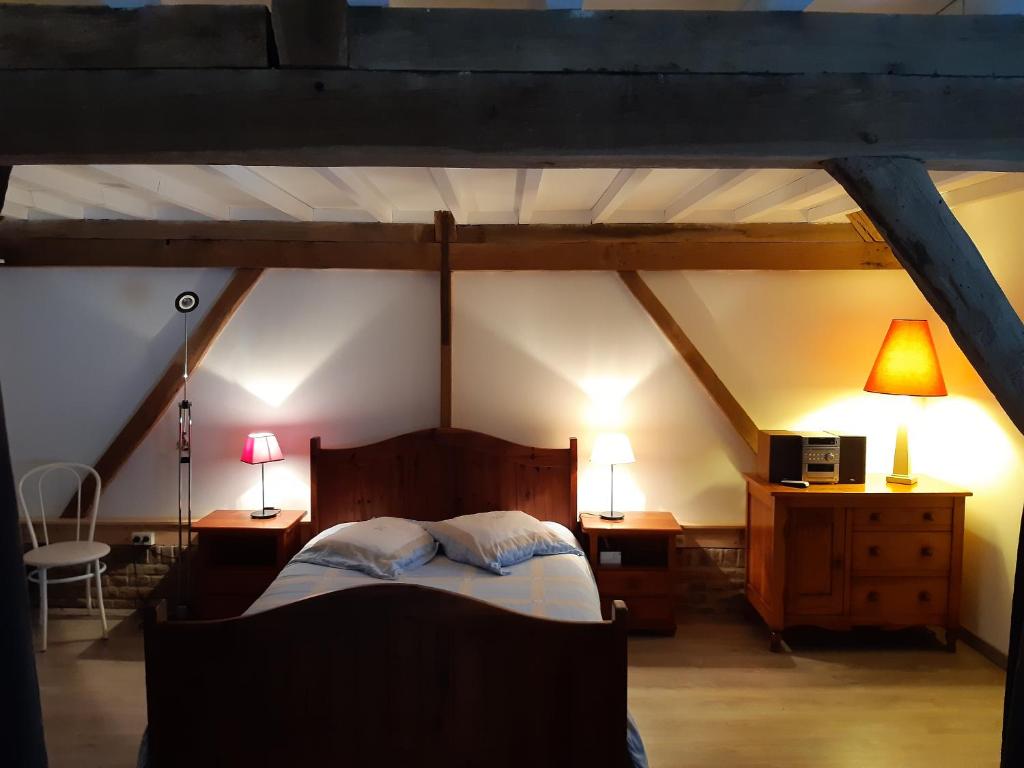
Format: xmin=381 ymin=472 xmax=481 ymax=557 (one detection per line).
xmin=833 ymin=433 xmax=867 ymax=484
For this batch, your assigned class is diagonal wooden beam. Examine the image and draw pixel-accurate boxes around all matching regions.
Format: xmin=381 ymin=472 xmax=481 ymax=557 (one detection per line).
xmin=846 ymin=211 xmax=883 ymax=243
xmin=61 ymin=268 xmax=264 ymax=517
xmin=618 ymin=270 xmax=759 ymax=453
xmin=825 ymin=157 xmax=1024 ymax=436
xmin=435 ymin=211 xmax=454 ymax=428
xmin=0 ymin=166 xmax=10 ymax=217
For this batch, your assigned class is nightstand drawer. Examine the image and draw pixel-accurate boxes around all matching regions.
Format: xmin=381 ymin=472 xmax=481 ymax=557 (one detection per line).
xmin=597 ymin=568 xmax=670 ymax=596
xmin=851 ymin=577 xmax=949 ymax=623
xmin=851 ymin=532 xmax=952 ymax=573
xmin=852 ymin=507 xmax=952 ymax=531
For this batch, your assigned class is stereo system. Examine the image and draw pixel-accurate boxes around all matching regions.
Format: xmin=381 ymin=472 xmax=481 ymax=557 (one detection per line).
xmin=757 ymin=430 xmax=867 ymax=485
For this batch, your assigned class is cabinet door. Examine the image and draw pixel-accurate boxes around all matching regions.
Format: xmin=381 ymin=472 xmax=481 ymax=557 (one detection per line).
xmin=785 ymin=506 xmax=846 ymax=616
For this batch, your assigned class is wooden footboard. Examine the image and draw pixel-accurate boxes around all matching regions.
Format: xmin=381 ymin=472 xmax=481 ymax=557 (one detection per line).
xmin=144 ymin=585 xmax=630 ymax=768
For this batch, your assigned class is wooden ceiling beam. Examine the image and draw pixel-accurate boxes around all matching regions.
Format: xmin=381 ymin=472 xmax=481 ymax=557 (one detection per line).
xmin=0 ymin=220 xmax=900 ymax=270
xmin=60 ymin=268 xmax=264 ymax=518
xmin=4 ymin=8 xmax=1024 ymax=168
xmin=0 ymin=5 xmax=270 ymax=69
xmin=2 ymin=67 xmax=1022 ymax=170
xmin=0 ymin=238 xmax=896 ymax=271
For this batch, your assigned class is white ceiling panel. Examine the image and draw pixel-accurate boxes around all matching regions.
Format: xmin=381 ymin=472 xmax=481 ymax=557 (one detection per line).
xmin=248 ymin=167 xmax=357 ymax=209
xmin=363 ymin=167 xmax=445 ymax=211
xmin=5 ymin=164 xmax=1022 ymax=226
xmin=535 ymin=169 xmax=620 ymax=213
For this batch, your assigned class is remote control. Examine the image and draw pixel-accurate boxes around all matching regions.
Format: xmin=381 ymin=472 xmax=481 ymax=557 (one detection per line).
xmin=779 ymin=479 xmax=810 ymax=488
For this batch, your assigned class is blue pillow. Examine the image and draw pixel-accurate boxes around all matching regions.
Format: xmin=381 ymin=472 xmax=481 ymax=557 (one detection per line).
xmin=423 ymin=510 xmax=582 ymax=575
xmin=292 ymin=517 xmax=437 ymax=580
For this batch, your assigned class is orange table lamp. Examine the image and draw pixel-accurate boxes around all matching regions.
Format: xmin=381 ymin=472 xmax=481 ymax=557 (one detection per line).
xmin=864 ymin=319 xmax=947 ymax=485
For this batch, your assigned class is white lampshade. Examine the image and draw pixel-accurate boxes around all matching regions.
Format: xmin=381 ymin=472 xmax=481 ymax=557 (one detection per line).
xmin=591 ymin=432 xmax=636 ymax=466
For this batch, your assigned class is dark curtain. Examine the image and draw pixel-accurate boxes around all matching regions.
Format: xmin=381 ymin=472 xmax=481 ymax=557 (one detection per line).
xmin=0 ymin=383 xmax=48 ymax=766
xmin=1003 ymin=507 xmax=1024 ymax=767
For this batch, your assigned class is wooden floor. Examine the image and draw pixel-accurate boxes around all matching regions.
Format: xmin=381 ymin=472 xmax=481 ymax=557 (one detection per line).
xmin=34 ymin=610 xmax=1004 ymax=767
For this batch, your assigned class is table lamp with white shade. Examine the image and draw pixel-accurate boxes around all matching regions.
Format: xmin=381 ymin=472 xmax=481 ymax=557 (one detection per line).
xmin=591 ymin=432 xmax=635 ymax=521
xmin=864 ymin=319 xmax=947 ymax=486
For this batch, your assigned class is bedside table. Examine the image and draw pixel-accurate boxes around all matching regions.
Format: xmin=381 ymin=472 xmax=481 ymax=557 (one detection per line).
xmin=580 ymin=512 xmax=681 ymax=635
xmin=193 ymin=509 xmax=305 ymax=619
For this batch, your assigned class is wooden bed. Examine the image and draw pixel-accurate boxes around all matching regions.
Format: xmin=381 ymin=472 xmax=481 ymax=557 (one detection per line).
xmin=144 ymin=428 xmax=630 ymax=768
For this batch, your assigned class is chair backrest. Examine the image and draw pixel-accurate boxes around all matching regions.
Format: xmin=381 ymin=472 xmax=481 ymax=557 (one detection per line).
xmin=18 ymin=463 xmax=101 ymax=549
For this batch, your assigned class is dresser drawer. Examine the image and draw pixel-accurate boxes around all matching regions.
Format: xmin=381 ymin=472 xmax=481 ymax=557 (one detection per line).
xmin=851 ymin=532 xmax=952 ymax=573
xmin=852 ymin=507 xmax=952 ymax=531
xmin=851 ymin=577 xmax=949 ymax=622
xmin=597 ymin=568 xmax=671 ymax=597
xmin=600 ymin=595 xmax=675 ymax=632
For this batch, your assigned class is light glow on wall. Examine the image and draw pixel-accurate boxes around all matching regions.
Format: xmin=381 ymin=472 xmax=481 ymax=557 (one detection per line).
xmin=792 ymin=391 xmax=1015 ymax=490
xmin=580 ymin=376 xmax=638 ymax=429
xmin=235 ymin=463 xmax=311 ymax=513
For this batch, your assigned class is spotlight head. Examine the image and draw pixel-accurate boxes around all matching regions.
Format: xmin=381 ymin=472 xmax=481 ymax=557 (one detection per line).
xmin=174 ymin=291 xmax=199 ymax=314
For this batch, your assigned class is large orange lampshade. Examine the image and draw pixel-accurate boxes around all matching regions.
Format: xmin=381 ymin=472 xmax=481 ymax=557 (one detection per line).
xmin=864 ymin=319 xmax=947 ymax=398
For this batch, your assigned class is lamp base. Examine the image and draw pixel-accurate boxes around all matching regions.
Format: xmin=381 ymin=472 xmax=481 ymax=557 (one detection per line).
xmin=600 ymin=512 xmax=625 ymax=521
xmin=886 ymin=473 xmax=918 ymax=486
xmin=250 ymin=507 xmax=280 ymax=519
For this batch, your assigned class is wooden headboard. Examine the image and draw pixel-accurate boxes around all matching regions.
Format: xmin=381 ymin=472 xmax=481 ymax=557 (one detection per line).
xmin=310 ymin=428 xmax=577 ymax=534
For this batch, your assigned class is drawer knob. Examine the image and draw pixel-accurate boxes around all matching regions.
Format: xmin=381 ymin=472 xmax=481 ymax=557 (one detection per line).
xmin=923 ymin=512 xmax=935 ymax=522
xmin=868 ymin=546 xmax=880 ymax=557
xmin=919 ymin=591 xmax=931 ymax=603
xmin=921 ymin=546 xmax=934 ymax=557
xmin=869 ymin=512 xmax=881 ymax=522
xmin=867 ymin=591 xmax=880 ymax=603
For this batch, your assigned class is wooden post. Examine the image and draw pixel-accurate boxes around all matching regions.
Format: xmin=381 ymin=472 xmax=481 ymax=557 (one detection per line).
xmin=62 ymin=268 xmax=264 ymax=517
xmin=435 ymin=211 xmax=454 ymax=428
xmin=0 ymin=385 xmax=48 ymax=766
xmin=618 ymin=270 xmax=759 ymax=452
xmin=825 ymin=157 xmax=1024 ymax=436
xmin=0 ymin=166 xmax=10 ymax=216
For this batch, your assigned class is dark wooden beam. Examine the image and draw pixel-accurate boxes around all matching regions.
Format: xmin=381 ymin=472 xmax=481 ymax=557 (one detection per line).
xmin=272 ymin=0 xmax=347 ymax=67
xmin=348 ymin=8 xmax=1024 ymax=77
xmin=0 ymin=166 xmax=10 ymax=218
xmin=0 ymin=386 xmax=47 ymax=766
xmin=0 ymin=239 xmax=439 ymax=271
xmin=825 ymin=157 xmax=1024 ymax=436
xmin=0 ymin=221 xmax=899 ymax=271
xmin=618 ymin=271 xmax=759 ymax=453
xmin=1 ymin=68 xmax=1022 ymax=169
xmin=61 ymin=269 xmax=264 ymax=517
xmin=0 ymin=5 xmax=269 ymax=69
xmin=436 ymin=211 xmax=454 ymax=428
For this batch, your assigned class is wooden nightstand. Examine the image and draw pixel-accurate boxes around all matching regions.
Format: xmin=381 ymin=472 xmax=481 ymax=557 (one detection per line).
xmin=580 ymin=512 xmax=681 ymax=635
xmin=193 ymin=509 xmax=305 ymax=619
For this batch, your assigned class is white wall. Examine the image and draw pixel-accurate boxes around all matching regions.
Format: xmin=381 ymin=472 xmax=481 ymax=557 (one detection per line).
xmin=2 ymin=269 xmax=440 ymax=519
xmin=3 ymin=193 xmax=1022 ymax=651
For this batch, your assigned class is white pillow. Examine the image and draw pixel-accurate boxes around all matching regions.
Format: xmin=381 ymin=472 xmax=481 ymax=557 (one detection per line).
xmin=423 ymin=510 xmax=582 ymax=576
xmin=292 ymin=517 xmax=437 ymax=580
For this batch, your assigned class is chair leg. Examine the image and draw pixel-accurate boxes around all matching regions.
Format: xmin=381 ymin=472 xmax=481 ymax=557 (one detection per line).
xmin=85 ymin=562 xmax=93 ymax=612
xmin=95 ymin=561 xmax=108 ymax=640
xmin=39 ymin=569 xmax=48 ymax=653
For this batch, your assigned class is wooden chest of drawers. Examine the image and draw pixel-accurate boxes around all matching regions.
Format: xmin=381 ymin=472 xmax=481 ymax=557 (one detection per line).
xmin=744 ymin=474 xmax=969 ymax=652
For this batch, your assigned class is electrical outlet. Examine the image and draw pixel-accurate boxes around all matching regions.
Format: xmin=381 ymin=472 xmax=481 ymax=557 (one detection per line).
xmin=131 ymin=531 xmax=156 ymax=547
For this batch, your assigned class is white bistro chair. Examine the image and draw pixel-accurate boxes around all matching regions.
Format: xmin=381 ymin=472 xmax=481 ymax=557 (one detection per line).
xmin=19 ymin=463 xmax=109 ymax=652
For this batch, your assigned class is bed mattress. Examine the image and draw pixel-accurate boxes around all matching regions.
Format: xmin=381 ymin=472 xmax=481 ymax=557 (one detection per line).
xmin=246 ymin=521 xmax=603 ymax=622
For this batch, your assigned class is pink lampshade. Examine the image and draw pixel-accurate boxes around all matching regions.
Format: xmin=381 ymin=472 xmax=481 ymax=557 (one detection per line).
xmin=240 ymin=432 xmax=284 ymax=465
